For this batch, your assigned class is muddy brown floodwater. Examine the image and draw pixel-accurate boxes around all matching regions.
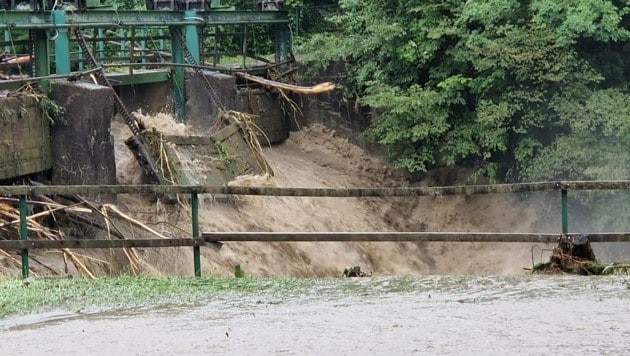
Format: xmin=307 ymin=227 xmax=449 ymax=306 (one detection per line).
xmin=2 ymin=275 xmax=629 ymax=355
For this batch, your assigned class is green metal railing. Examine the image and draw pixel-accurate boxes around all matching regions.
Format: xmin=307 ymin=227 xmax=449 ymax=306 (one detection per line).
xmin=0 ymin=180 xmax=628 ymax=278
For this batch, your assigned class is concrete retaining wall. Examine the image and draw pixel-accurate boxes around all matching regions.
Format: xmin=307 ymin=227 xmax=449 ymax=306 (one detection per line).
xmin=0 ymin=95 xmax=52 ymax=180
xmin=291 ymin=62 xmax=371 ymax=139
xmin=236 ymin=88 xmax=289 ymax=144
xmin=117 ymin=81 xmax=173 ymax=114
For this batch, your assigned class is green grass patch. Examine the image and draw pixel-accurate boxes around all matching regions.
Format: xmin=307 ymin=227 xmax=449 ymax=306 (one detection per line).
xmin=0 ymin=276 xmax=317 ymax=319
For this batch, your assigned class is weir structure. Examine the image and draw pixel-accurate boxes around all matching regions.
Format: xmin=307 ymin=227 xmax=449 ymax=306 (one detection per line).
xmin=0 ymin=181 xmax=628 ymax=278
xmin=0 ymin=2 xmax=293 ymax=118
xmin=1 ymin=2 xmax=295 ymax=186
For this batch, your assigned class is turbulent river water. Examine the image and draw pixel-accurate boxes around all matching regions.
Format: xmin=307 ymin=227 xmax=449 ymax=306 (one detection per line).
xmin=2 ymin=275 xmax=628 ymax=355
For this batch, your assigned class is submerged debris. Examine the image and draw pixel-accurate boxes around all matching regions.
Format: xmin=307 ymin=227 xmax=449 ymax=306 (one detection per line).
xmin=234 ymin=265 xmax=245 ymax=278
xmin=602 ymin=262 xmax=630 ymax=275
xmin=0 ymin=192 xmax=174 ymax=278
xmin=342 ymin=266 xmax=369 ymax=278
xmin=533 ymin=234 xmax=612 ymax=275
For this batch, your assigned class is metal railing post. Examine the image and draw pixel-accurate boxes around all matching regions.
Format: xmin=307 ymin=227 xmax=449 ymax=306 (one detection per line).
xmin=19 ymin=195 xmax=29 ymax=278
xmin=191 ymin=192 xmax=201 ymax=277
xmin=561 ymin=189 xmax=568 ymax=234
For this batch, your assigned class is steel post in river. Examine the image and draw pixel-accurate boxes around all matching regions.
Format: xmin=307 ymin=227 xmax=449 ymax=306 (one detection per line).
xmin=192 ymin=192 xmax=201 ymax=277
xmin=19 ymin=195 xmax=29 ymax=278
xmin=561 ymin=189 xmax=568 ymax=234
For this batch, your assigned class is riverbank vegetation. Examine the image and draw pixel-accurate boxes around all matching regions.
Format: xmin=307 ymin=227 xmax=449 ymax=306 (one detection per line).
xmin=0 ymin=276 xmax=317 ymax=318
xmin=297 ymin=0 xmax=629 ymax=230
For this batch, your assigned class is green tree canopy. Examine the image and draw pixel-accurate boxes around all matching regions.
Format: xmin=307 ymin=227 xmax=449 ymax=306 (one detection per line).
xmin=302 ymin=0 xmax=629 ymax=184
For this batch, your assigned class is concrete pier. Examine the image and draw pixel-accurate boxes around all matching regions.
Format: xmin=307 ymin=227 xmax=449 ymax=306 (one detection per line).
xmin=185 ymin=70 xmax=289 ymax=144
xmin=50 ymin=81 xmax=117 ymax=188
xmin=185 ymin=71 xmax=237 ymax=130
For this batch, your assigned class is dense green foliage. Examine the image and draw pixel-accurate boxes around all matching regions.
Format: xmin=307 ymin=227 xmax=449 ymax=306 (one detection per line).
xmin=300 ymin=0 xmax=629 ymax=230
xmin=301 ymin=0 xmax=629 ymax=184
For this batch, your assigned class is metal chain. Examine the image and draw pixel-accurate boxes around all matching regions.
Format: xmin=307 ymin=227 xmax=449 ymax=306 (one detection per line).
xmin=72 ymin=26 xmax=141 ymax=136
xmin=169 ymin=26 xmax=225 ymax=112
xmin=29 ymin=30 xmax=36 ymax=77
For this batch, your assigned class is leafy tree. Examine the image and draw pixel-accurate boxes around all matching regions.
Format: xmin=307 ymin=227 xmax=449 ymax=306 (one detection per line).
xmin=301 ymin=0 xmax=629 ymax=179
xmin=301 ymin=0 xmax=629 ymax=230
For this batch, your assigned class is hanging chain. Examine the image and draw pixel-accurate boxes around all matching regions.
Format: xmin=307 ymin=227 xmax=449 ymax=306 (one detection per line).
xmin=29 ymin=30 xmax=36 ymax=77
xmin=169 ymin=26 xmax=225 ymax=112
xmin=72 ymin=26 xmax=141 ymax=136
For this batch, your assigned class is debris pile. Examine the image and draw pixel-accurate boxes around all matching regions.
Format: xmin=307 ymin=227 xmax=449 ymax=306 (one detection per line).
xmin=532 ymin=234 xmax=627 ymax=275
xmin=342 ymin=266 xmax=369 ymax=278
xmin=0 ymin=193 xmax=174 ymax=278
xmin=139 ymin=110 xmax=273 ymax=189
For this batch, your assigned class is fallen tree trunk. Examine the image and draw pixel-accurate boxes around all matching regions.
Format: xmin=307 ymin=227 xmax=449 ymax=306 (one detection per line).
xmin=235 ymin=72 xmax=336 ymax=94
xmin=0 ymin=55 xmax=32 ymax=69
xmin=32 ymin=193 xmax=126 ymax=240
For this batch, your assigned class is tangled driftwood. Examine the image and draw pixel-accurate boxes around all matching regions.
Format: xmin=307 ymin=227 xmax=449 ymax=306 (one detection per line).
xmin=0 ymin=191 xmax=178 ymax=278
xmin=533 ymin=234 xmax=612 ymax=275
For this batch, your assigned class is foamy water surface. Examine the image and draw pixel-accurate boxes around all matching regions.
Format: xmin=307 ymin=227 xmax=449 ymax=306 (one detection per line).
xmin=2 ymin=275 xmax=628 ymax=355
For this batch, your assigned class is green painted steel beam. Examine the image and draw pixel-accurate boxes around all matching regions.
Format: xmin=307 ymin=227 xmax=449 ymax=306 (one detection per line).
xmin=170 ymin=26 xmax=185 ymax=120
xmin=106 ymin=69 xmax=170 ymax=85
xmin=32 ymin=30 xmax=51 ymax=92
xmin=184 ymin=11 xmax=200 ymax=63
xmin=0 ymin=10 xmax=289 ymax=30
xmin=0 ymin=68 xmax=169 ymax=88
xmin=53 ymin=10 xmax=71 ymax=74
xmin=3 ymin=30 xmax=10 ymax=52
xmin=276 ymin=23 xmax=291 ymax=62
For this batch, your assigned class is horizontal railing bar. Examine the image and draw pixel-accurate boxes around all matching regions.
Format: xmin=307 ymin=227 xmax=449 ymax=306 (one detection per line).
xmin=2 ymin=233 xmax=627 ymax=250
xmin=202 ymin=232 xmax=630 ymax=243
xmin=0 ymin=181 xmax=628 ymax=196
xmin=0 ymin=238 xmax=205 ymax=250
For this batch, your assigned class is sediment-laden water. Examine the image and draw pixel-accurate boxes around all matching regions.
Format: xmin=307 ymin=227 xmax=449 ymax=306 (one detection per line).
xmin=2 ymin=275 xmax=628 ymax=355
